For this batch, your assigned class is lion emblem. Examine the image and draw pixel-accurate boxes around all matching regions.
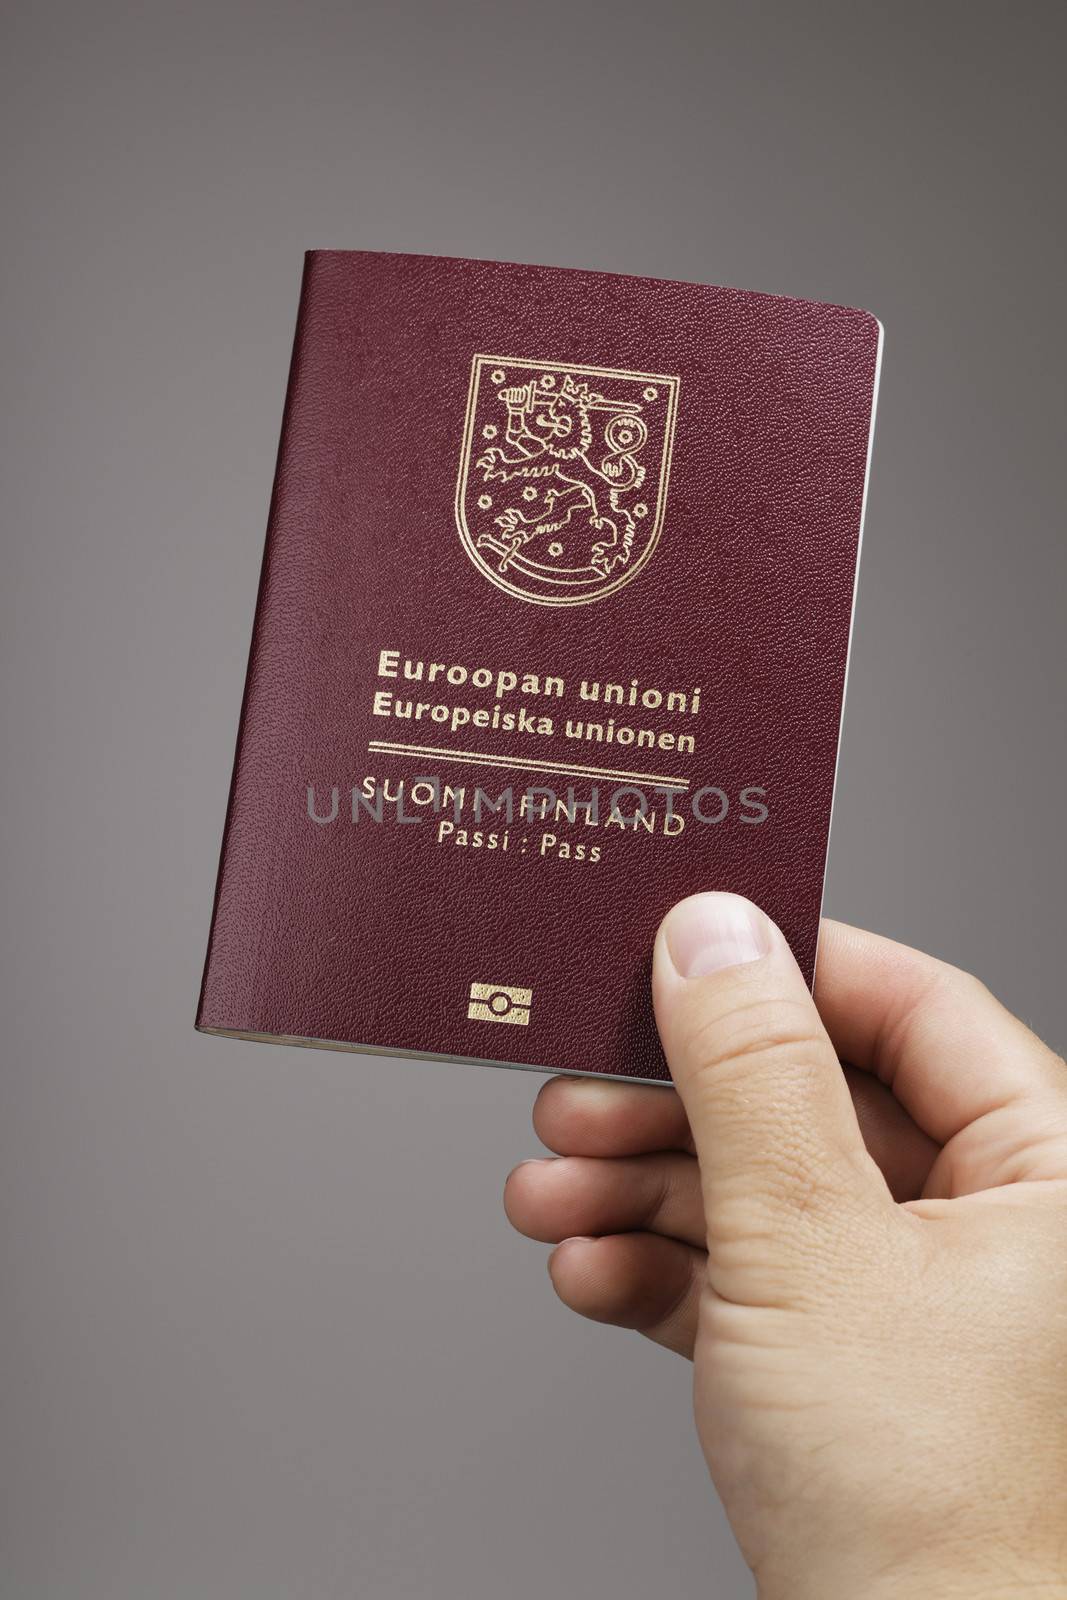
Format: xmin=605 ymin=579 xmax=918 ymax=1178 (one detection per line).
xmin=456 ymin=357 xmax=679 ymax=606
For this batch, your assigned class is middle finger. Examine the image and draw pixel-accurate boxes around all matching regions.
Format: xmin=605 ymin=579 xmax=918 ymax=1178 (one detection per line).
xmin=504 ymin=1150 xmax=706 ymax=1248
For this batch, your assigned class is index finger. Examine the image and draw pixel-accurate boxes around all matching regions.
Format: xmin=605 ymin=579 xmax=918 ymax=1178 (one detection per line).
xmin=815 ymin=919 xmax=1066 ymax=1145
xmin=533 ymin=1076 xmax=694 ymax=1157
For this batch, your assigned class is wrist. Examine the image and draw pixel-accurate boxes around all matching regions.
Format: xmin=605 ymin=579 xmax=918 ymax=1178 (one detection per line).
xmin=758 ymin=1554 xmax=1067 ymax=1600
xmin=762 ymin=1583 xmax=1067 ymax=1600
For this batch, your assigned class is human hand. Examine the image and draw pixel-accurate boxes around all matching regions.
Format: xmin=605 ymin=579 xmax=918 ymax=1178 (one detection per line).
xmin=504 ymin=895 xmax=1067 ymax=1598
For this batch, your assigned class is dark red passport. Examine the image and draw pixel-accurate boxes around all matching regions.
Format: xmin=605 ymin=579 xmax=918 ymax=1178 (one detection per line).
xmin=196 ymin=251 xmax=881 ymax=1082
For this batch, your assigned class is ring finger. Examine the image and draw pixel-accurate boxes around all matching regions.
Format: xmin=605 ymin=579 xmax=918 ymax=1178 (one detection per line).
xmin=504 ymin=1150 xmax=706 ymax=1249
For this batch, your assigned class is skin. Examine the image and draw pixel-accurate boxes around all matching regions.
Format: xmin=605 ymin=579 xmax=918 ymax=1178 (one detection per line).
xmin=504 ymin=894 xmax=1067 ymax=1599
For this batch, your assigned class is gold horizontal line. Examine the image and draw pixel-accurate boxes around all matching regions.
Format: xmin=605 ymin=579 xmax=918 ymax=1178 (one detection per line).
xmin=367 ymin=740 xmax=688 ymax=790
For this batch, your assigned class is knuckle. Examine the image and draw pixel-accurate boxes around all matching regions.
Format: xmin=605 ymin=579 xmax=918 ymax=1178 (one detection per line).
xmin=680 ymin=991 xmax=829 ymax=1093
xmin=647 ymin=1152 xmax=703 ymax=1237
xmin=643 ymin=1160 xmax=676 ymax=1231
xmin=939 ymin=962 xmax=992 ymax=1008
xmin=916 ymin=953 xmax=1004 ymax=1022
xmin=643 ymin=1249 xmax=701 ymax=1336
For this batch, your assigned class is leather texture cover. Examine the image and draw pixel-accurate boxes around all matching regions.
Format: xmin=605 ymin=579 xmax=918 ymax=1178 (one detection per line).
xmin=196 ymin=251 xmax=881 ymax=1082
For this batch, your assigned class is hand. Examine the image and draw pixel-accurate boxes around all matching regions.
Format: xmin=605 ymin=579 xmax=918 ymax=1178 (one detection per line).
xmin=504 ymin=894 xmax=1067 ymax=1599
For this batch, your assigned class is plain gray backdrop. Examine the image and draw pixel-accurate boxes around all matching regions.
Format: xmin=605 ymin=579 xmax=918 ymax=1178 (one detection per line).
xmin=2 ymin=3 xmax=1064 ymax=1596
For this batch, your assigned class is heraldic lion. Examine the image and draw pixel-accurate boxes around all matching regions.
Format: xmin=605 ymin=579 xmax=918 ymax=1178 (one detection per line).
xmin=474 ymin=375 xmax=650 ymax=578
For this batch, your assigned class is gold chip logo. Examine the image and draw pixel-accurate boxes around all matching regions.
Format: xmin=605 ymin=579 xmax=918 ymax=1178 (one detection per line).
xmin=456 ymin=355 xmax=679 ymax=606
xmin=467 ymin=982 xmax=533 ymax=1026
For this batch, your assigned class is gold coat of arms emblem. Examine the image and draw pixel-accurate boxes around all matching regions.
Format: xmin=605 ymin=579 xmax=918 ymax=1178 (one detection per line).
xmin=456 ymin=355 xmax=680 ymax=605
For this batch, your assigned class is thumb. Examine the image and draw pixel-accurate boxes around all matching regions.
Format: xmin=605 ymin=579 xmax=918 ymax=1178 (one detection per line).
xmin=653 ymin=893 xmax=890 ymax=1299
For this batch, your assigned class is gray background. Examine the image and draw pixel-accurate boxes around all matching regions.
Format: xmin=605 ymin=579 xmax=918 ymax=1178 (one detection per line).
xmin=2 ymin=2 xmax=1064 ymax=1596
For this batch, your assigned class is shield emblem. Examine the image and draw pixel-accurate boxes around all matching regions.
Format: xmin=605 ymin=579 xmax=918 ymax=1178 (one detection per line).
xmin=456 ymin=355 xmax=679 ymax=605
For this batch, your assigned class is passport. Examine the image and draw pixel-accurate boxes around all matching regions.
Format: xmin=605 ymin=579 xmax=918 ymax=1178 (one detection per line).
xmin=196 ymin=251 xmax=882 ymax=1083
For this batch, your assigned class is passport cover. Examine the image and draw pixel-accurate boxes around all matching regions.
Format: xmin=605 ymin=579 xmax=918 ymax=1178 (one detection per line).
xmin=196 ymin=250 xmax=882 ymax=1083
